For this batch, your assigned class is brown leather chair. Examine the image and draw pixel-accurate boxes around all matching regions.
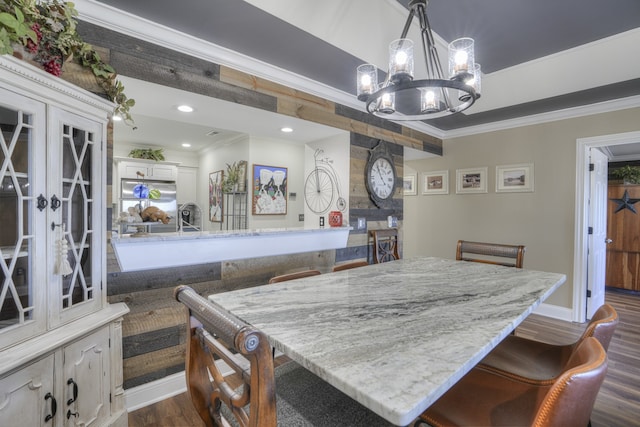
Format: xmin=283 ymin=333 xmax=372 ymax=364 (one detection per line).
xmin=268 ymin=269 xmax=321 ymax=284
xmin=174 ymin=286 xmax=394 ymax=427
xmin=456 ymin=240 xmax=525 ymax=268
xmin=332 ymin=260 xmax=368 ymax=272
xmin=417 ymin=337 xmax=608 ymax=427
xmin=478 ymin=303 xmax=618 ymax=384
xmin=371 ymin=229 xmax=400 ymax=263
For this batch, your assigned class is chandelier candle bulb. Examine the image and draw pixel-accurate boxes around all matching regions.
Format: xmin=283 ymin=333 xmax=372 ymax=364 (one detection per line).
xmin=448 ymin=37 xmax=475 ymax=78
xmin=420 ymin=88 xmax=440 ymax=113
xmin=389 ymin=39 xmax=414 ymax=81
xmin=357 ymin=64 xmax=378 ymax=97
xmin=378 ymin=90 xmax=396 ymax=114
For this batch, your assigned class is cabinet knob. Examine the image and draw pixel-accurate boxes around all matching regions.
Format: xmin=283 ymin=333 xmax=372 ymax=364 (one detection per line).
xmin=37 ymin=194 xmax=49 ymax=211
xmin=605 ymin=238 xmax=613 ymax=244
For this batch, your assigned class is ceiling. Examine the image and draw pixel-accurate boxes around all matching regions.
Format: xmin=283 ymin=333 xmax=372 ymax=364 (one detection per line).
xmin=77 ymin=0 xmax=640 ymax=153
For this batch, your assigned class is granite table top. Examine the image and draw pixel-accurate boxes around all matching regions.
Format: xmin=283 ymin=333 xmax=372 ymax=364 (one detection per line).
xmin=210 ymin=256 xmax=566 ymax=426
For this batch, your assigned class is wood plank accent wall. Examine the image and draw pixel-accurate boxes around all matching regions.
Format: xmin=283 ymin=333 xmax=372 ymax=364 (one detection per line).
xmin=76 ymin=22 xmax=435 ymax=388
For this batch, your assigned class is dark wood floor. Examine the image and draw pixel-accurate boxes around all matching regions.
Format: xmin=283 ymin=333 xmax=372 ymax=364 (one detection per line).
xmin=128 ymin=290 xmax=640 ymax=427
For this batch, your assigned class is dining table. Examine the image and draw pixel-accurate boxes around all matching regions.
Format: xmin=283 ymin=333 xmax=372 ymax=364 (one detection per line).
xmin=209 ymin=256 xmax=566 ymax=426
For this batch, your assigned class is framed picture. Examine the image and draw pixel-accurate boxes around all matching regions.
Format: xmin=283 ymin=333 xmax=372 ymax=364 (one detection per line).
xmin=237 ymin=160 xmax=248 ymax=192
xmin=252 ymin=164 xmax=288 ymax=215
xmin=403 ymin=174 xmax=417 ymax=196
xmin=209 ymin=170 xmax=224 ymax=222
xmin=456 ymin=167 xmax=488 ymax=194
xmin=496 ymin=163 xmax=534 ymax=193
xmin=422 ymin=170 xmax=449 ymax=195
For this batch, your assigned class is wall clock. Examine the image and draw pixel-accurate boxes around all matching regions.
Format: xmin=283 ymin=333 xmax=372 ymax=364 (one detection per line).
xmin=365 ymin=140 xmax=397 ymax=208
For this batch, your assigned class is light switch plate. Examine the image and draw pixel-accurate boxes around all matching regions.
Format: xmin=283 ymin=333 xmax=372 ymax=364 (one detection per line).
xmin=357 ymin=217 xmax=366 ymax=230
xmin=387 ymin=216 xmax=398 ymax=228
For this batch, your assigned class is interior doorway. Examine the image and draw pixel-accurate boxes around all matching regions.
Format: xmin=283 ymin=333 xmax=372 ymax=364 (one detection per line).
xmin=575 ymin=130 xmax=640 ymax=323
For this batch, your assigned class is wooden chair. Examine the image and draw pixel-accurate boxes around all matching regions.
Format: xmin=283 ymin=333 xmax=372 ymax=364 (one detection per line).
xmin=332 ymin=260 xmax=368 ymax=272
xmin=416 ymin=337 xmax=608 ymax=427
xmin=456 ymin=240 xmax=525 ymax=268
xmin=478 ymin=303 xmax=618 ymax=384
xmin=268 ymin=269 xmax=321 ymax=284
xmin=174 ymin=285 xmax=394 ymax=427
xmin=371 ymin=229 xmax=400 ymax=263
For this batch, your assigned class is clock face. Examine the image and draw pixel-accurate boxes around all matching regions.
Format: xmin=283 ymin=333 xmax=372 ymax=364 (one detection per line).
xmin=369 ymin=157 xmax=395 ymax=200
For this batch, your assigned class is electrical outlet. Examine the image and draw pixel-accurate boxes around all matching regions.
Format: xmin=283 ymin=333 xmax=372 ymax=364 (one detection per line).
xmin=387 ymin=216 xmax=398 ymax=228
xmin=299 ymin=214 xmax=304 ymax=221
xmin=319 ymin=217 xmax=325 ymax=228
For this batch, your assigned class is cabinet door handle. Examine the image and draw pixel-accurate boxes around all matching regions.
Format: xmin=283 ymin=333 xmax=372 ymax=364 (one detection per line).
xmin=50 ymin=194 xmax=61 ymax=211
xmin=37 ymin=194 xmax=49 ymax=211
xmin=44 ymin=392 xmax=57 ymax=422
xmin=67 ymin=378 xmax=78 ymax=405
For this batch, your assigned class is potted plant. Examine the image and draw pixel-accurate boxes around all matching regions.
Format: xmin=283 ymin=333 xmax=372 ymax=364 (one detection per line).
xmin=611 ymin=165 xmax=640 ymax=184
xmin=222 ymin=162 xmax=240 ymax=193
xmin=0 ymin=0 xmax=135 ymax=124
xmin=128 ymin=148 xmax=165 ymax=161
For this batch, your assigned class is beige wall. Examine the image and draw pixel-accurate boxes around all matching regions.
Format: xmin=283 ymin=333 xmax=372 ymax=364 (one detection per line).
xmin=404 ymin=107 xmax=640 ymax=309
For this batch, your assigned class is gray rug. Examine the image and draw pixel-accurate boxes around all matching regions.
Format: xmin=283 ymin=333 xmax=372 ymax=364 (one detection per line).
xmin=220 ymin=361 xmax=397 ymax=426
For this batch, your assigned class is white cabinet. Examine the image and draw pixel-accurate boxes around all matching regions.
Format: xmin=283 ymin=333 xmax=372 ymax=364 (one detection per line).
xmin=117 ymin=159 xmax=178 ymax=181
xmin=0 ymin=56 xmax=128 ymax=426
xmin=177 ymin=166 xmax=198 ymax=204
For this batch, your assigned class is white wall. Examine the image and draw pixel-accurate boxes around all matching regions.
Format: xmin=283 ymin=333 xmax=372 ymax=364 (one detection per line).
xmin=248 ymin=136 xmax=306 ymax=229
xmin=198 ymin=135 xmax=250 ymax=231
xmin=403 ymin=107 xmax=640 ymax=311
xmin=304 ymin=133 xmax=351 ymax=228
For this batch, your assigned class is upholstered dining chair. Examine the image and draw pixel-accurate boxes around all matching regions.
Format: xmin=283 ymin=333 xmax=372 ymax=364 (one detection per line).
xmin=478 ymin=303 xmax=618 ymax=384
xmin=268 ymin=269 xmax=321 ymax=284
xmin=332 ymin=260 xmax=369 ymax=272
xmin=456 ymin=240 xmax=526 ymax=268
xmin=416 ymin=337 xmax=608 ymax=427
xmin=371 ymin=229 xmax=400 ymax=263
xmin=174 ymin=285 xmax=395 ymax=427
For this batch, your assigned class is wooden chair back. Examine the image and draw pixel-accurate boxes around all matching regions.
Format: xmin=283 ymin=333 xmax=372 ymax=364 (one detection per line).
xmin=371 ymin=229 xmax=400 ymax=263
xmin=332 ymin=260 xmax=368 ymax=272
xmin=268 ymin=269 xmax=321 ymax=284
xmin=174 ymin=285 xmax=276 ymax=427
xmin=456 ymin=240 xmax=525 ymax=268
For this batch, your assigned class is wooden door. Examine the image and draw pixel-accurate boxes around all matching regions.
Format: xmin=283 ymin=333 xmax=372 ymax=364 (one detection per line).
xmin=606 ymin=184 xmax=640 ymax=291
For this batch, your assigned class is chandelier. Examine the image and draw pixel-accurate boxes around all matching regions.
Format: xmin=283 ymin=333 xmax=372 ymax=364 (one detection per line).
xmin=356 ymin=0 xmax=481 ymax=120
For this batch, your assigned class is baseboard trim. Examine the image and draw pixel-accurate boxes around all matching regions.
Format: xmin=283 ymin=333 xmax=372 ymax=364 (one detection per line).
xmin=125 ymin=371 xmax=186 ymax=412
xmin=125 ymin=360 xmax=238 ymax=412
xmin=534 ymin=302 xmax=574 ymax=322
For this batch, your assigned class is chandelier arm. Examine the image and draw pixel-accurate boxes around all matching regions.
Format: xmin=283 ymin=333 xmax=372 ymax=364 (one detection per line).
xmin=399 ymin=8 xmax=416 ymax=40
xmin=416 ymin=2 xmax=453 ymax=110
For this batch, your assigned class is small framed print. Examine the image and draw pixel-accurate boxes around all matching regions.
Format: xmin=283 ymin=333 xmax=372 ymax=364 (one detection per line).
xmin=456 ymin=167 xmax=488 ymax=194
xmin=496 ymin=163 xmax=534 ymax=193
xmin=422 ymin=170 xmax=449 ymax=195
xmin=403 ymin=174 xmax=417 ymax=196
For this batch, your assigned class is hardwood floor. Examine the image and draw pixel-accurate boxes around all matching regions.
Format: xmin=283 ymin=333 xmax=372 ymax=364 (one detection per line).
xmin=128 ymin=290 xmax=640 ymax=427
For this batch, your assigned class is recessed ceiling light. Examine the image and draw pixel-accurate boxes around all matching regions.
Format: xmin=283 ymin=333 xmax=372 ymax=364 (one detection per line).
xmin=181 ymin=143 xmax=191 ymax=148
xmin=177 ymin=105 xmax=194 ymax=113
xmin=281 ymin=127 xmax=293 ymax=133
xmin=112 ymin=115 xmax=122 ymax=121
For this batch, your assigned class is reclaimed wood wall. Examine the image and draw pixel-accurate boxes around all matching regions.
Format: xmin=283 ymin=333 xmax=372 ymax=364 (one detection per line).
xmin=77 ymin=22 xmax=442 ymax=388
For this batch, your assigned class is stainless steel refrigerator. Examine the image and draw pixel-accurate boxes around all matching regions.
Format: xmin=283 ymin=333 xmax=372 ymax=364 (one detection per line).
xmin=120 ymin=179 xmax=178 ymax=234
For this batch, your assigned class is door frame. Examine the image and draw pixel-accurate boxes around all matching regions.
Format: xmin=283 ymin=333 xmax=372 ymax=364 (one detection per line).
xmin=574 ymin=130 xmax=640 ymax=322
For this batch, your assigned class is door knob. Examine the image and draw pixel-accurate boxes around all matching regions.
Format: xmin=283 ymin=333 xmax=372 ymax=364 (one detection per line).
xmin=605 ymin=238 xmax=613 ymax=244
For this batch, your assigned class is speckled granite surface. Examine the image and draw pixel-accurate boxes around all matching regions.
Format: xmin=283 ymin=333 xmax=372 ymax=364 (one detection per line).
xmin=210 ymin=257 xmax=566 ymax=425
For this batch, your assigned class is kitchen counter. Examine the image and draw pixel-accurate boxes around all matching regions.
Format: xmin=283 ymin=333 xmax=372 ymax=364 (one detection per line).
xmin=110 ymin=226 xmax=352 ymax=271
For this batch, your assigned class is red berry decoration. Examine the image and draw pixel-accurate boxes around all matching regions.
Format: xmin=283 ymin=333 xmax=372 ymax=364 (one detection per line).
xmin=44 ymin=59 xmax=62 ymax=76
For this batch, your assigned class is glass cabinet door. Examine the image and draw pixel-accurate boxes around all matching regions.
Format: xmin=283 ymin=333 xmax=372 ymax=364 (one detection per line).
xmin=49 ymin=107 xmax=103 ymax=327
xmin=0 ymin=88 xmax=47 ymax=346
